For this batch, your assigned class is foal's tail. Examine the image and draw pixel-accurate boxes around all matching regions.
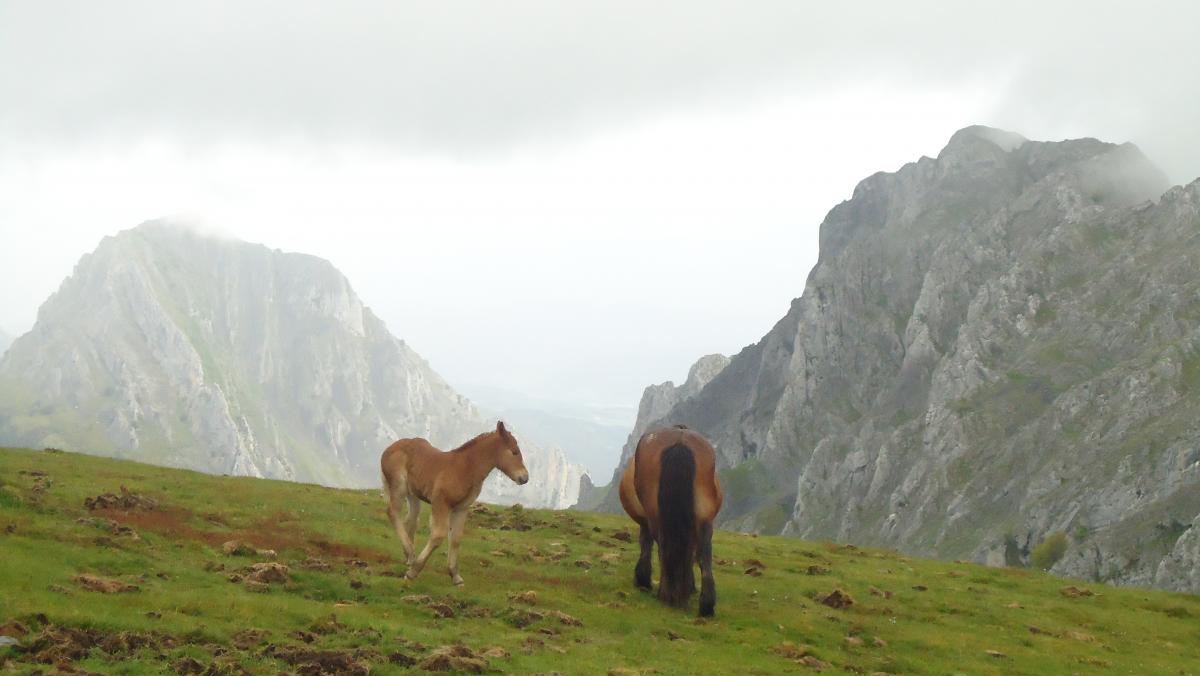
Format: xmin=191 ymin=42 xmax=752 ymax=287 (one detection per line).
xmin=658 ymin=443 xmax=696 ymax=607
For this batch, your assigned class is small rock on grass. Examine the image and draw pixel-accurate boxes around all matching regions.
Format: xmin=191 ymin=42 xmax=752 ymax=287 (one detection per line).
xmin=508 ymin=590 xmax=538 ymax=605
xmin=1060 ymin=585 xmax=1095 ymax=598
xmin=818 ymin=589 xmax=854 ymax=609
xmin=548 ymin=610 xmax=582 ymax=626
xmin=429 ymin=603 xmax=456 ymax=619
xmin=0 ymin=621 xmax=29 ymax=637
xmin=773 ymin=642 xmax=814 ymax=659
xmin=985 ymin=649 xmax=1007 ymax=658
xmin=246 ymin=562 xmax=289 ymax=584
xmin=800 ymin=655 xmax=831 ymax=669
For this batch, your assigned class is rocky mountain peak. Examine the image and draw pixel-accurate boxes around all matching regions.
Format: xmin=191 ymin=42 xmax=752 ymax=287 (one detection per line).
xmin=0 ymin=223 xmax=586 ymax=508
xmin=598 ymin=126 xmax=1200 ymax=593
xmin=944 ymin=125 xmax=1028 ymax=153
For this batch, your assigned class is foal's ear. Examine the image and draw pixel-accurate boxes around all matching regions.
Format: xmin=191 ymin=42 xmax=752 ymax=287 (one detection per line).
xmin=496 ymin=420 xmax=507 ymax=435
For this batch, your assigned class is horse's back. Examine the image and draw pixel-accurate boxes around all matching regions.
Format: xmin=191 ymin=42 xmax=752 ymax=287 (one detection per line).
xmin=381 ymin=438 xmax=439 ymax=479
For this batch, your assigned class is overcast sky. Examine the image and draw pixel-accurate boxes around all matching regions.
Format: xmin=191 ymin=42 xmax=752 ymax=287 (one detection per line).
xmin=1 ymin=1 xmax=1197 ymax=409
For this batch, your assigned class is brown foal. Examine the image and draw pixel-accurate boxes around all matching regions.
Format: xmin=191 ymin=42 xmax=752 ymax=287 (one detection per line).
xmin=380 ymin=421 xmax=529 ymax=585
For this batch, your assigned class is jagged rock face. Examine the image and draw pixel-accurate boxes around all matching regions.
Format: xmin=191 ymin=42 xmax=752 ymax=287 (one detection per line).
xmin=0 ymin=329 xmax=10 ymax=359
xmin=0 ymin=223 xmax=585 ymax=508
xmin=606 ymin=126 xmax=1200 ymax=593
xmin=594 ymin=354 xmax=729 ymax=511
xmin=479 ymin=431 xmax=588 ymax=510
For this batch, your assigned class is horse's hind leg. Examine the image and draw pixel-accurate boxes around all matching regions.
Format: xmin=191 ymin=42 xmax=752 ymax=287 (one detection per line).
xmin=697 ymin=520 xmax=716 ymax=617
xmin=403 ymin=495 xmax=420 ymax=566
xmin=446 ymin=507 xmax=469 ymax=586
xmin=386 ymin=483 xmax=417 ymax=565
xmin=407 ymin=500 xmax=449 ymax=580
xmin=634 ymin=522 xmax=653 ymax=590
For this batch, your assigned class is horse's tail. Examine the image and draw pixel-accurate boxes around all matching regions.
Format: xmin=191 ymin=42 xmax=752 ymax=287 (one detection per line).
xmin=658 ymin=443 xmax=696 ymax=607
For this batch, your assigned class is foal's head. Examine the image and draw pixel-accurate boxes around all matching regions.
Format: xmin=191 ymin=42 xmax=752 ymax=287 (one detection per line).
xmin=493 ymin=421 xmax=529 ymax=485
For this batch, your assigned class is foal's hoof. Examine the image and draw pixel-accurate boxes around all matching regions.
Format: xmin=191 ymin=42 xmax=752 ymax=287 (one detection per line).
xmin=452 ymin=576 xmax=465 ymax=587
xmin=404 ymin=569 xmax=419 ymax=581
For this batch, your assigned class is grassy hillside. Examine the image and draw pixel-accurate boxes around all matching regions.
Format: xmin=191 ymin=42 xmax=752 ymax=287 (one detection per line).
xmin=1 ymin=447 xmax=1198 ymax=675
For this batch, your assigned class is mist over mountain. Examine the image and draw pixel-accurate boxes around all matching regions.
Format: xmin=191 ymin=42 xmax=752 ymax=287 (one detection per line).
xmin=0 ymin=223 xmax=585 ymax=508
xmin=459 ymin=383 xmax=633 ymax=480
xmin=598 ymin=126 xmax=1200 ymax=594
xmin=0 ymin=328 xmax=11 ymax=358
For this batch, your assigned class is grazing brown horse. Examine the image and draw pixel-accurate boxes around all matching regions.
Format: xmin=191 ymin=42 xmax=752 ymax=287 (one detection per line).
xmin=619 ymin=425 xmax=723 ymax=616
xmin=380 ymin=421 xmax=529 ymax=585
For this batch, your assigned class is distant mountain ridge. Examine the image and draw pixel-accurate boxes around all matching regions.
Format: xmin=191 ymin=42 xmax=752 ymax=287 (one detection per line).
xmin=0 ymin=223 xmax=585 ymax=508
xmin=598 ymin=126 xmax=1200 ymax=594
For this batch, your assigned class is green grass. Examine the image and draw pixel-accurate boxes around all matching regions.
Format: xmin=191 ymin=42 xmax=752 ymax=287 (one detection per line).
xmin=1 ymin=447 xmax=1199 ymax=674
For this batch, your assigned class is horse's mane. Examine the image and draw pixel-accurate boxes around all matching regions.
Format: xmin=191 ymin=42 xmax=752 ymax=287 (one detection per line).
xmin=450 ymin=430 xmax=495 ymax=453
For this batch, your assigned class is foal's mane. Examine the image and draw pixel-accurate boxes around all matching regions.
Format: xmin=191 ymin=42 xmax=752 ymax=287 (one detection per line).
xmin=450 ymin=430 xmax=497 ymax=454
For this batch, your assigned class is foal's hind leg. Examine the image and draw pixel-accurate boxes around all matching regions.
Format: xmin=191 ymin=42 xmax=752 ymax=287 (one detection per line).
xmin=403 ymin=495 xmax=420 ymax=566
xmin=407 ymin=501 xmax=449 ymax=580
xmin=386 ymin=484 xmax=417 ymax=566
xmin=697 ymin=521 xmax=717 ymax=617
xmin=634 ymin=522 xmax=653 ymax=590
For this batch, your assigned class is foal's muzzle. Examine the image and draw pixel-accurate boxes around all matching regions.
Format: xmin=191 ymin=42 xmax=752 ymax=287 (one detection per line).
xmin=516 ymin=471 xmax=529 ymax=485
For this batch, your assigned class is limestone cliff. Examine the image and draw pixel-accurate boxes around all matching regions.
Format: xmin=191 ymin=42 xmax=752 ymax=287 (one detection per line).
xmin=601 ymin=127 xmax=1200 ymax=593
xmin=0 ymin=223 xmax=585 ymax=508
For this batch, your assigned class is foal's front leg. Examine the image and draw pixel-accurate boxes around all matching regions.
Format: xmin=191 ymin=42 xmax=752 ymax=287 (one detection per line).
xmin=446 ymin=507 xmax=470 ymax=586
xmin=406 ymin=501 xmax=449 ymax=580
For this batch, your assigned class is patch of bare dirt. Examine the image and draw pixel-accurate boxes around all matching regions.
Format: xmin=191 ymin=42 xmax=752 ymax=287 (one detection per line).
xmin=263 ymin=644 xmax=378 ymax=675
xmin=73 ymin=574 xmax=138 ymax=594
xmin=84 ymin=486 xmax=158 ymax=511
xmin=417 ymin=645 xmax=488 ymax=673
xmin=17 ymin=624 xmax=179 ymax=665
xmin=307 ymin=615 xmax=344 ymax=636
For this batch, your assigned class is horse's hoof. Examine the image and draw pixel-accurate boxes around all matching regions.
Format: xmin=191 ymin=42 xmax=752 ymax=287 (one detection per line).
xmin=404 ymin=569 xmax=419 ymax=580
xmin=453 ymin=578 xmax=465 ymax=587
